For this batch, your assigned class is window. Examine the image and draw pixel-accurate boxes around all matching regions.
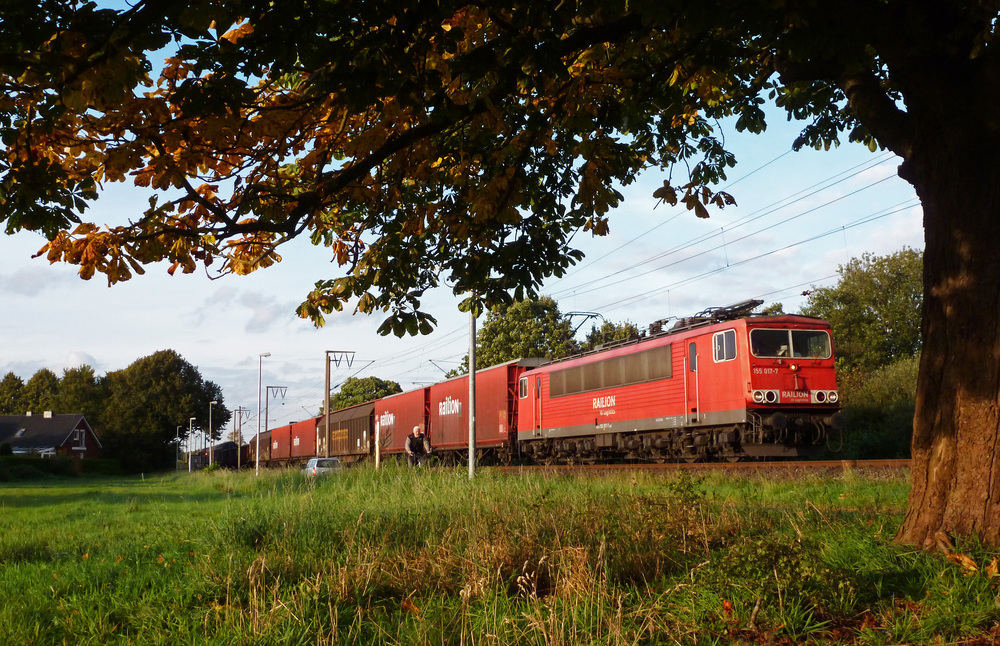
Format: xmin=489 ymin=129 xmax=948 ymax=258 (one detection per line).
xmin=14 ymin=428 xmax=25 ymax=438
xmin=750 ymin=328 xmax=832 ymax=359
xmin=549 ymin=344 xmax=672 ymax=397
xmin=519 ymin=377 xmax=528 ymax=399
xmin=713 ymin=330 xmax=737 ymax=362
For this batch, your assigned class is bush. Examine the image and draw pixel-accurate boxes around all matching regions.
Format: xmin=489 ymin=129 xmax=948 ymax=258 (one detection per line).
xmin=834 ymin=355 xmax=919 ymax=459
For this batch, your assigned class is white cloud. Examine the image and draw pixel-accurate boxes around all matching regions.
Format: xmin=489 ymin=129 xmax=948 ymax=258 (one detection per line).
xmin=63 ymin=351 xmax=100 ymax=372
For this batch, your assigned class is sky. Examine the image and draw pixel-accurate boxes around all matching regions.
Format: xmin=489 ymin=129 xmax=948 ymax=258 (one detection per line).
xmin=0 ymin=114 xmax=923 ymax=441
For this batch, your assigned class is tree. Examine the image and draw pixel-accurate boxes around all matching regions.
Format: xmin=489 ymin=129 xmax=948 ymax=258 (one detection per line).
xmin=0 ymin=373 xmax=25 ymax=414
xmin=3 ymin=2 xmax=1000 ymax=546
xmin=55 ymin=365 xmax=106 ymax=425
xmin=328 ymin=376 xmax=402 ymax=411
xmin=801 ymin=249 xmax=923 ymax=373
xmin=450 ymin=297 xmax=577 ymax=376
xmin=102 ymin=350 xmax=230 ymax=472
xmin=579 ymin=320 xmax=640 ymax=352
xmin=21 ymin=369 xmax=60 ymax=414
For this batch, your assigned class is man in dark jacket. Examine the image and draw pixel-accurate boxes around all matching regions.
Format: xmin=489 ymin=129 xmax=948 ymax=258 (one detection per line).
xmin=405 ymin=425 xmax=431 ymax=466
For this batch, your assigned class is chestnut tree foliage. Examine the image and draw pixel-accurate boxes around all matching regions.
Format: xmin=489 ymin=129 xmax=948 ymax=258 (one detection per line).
xmin=5 ymin=1 xmax=1000 ymax=546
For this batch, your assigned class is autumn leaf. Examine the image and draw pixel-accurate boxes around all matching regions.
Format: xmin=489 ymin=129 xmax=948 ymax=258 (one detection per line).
xmin=401 ymin=598 xmax=421 ymax=615
xmin=946 ymin=552 xmax=979 ymax=575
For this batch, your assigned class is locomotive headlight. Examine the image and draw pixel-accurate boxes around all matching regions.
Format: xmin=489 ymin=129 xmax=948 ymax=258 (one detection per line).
xmin=753 ymin=391 xmax=765 ymax=403
xmin=789 ymin=363 xmax=800 ymax=372
xmin=815 ymin=391 xmax=826 ymax=403
xmin=828 ymin=391 xmax=839 ymax=404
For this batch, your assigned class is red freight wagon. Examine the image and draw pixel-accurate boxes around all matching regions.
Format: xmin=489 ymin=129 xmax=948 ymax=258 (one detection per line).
xmin=289 ymin=417 xmax=318 ymax=462
xmin=429 ymin=359 xmax=546 ymax=461
xmin=320 ymin=402 xmax=374 ymax=463
xmin=269 ymin=422 xmax=292 ymax=464
xmin=517 ymin=310 xmax=841 ymax=462
xmin=248 ymin=430 xmax=271 ymax=466
xmin=374 ymin=388 xmax=429 ymax=457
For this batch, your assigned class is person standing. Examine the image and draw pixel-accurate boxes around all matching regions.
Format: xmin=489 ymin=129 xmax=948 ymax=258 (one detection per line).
xmin=405 ymin=425 xmax=431 ymax=467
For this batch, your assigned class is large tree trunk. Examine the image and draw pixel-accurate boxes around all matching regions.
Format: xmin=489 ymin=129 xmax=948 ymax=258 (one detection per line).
xmin=895 ymin=145 xmax=1000 ymax=548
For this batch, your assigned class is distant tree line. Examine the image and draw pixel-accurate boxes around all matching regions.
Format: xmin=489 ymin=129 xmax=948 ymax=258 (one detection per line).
xmin=0 ymin=350 xmax=230 ymax=473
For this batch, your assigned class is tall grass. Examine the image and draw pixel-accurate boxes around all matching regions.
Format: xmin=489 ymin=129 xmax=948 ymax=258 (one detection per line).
xmin=0 ymin=465 xmax=996 ymax=645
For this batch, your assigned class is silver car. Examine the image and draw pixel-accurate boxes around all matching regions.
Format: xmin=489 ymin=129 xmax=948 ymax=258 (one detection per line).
xmin=302 ymin=457 xmax=343 ymax=476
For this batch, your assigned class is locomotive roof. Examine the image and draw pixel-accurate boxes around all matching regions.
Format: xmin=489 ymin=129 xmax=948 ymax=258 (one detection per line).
xmin=538 ymin=303 xmax=831 ymax=370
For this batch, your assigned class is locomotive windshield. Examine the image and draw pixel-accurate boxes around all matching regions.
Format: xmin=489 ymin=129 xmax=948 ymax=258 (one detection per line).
xmin=749 ymin=328 xmax=831 ymax=359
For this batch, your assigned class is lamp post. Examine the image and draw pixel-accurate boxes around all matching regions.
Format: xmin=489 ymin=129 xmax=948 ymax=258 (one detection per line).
xmin=188 ymin=417 xmax=196 ymax=472
xmin=468 ymin=306 xmax=477 ymax=480
xmin=208 ymin=400 xmax=217 ymax=466
xmin=175 ymin=425 xmax=182 ymax=470
xmin=256 ymin=352 xmax=270 ymax=476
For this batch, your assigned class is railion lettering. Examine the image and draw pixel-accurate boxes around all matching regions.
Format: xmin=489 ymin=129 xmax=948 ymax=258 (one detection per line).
xmin=592 ymin=395 xmax=616 ymax=409
xmin=439 ymin=396 xmax=462 ymax=416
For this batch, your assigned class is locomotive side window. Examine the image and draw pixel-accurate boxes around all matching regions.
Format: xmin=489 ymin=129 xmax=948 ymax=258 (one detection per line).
xmin=713 ymin=330 xmax=737 ymax=362
xmin=750 ymin=328 xmax=832 ymax=359
xmin=519 ymin=376 xmax=528 ymax=399
xmin=549 ymin=344 xmax=673 ymax=397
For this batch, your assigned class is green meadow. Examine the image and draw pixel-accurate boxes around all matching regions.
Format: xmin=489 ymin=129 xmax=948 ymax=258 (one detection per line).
xmin=0 ymin=465 xmax=997 ymax=645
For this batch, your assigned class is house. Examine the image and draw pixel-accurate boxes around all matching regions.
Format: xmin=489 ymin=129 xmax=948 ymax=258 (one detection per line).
xmin=0 ymin=412 xmax=102 ymax=459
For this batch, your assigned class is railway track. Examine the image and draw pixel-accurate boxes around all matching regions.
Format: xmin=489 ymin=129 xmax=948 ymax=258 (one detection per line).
xmin=495 ymin=458 xmax=910 ymax=475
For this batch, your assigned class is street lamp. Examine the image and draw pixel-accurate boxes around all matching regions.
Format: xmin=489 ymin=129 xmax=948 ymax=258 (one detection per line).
xmin=257 ymin=352 xmax=270 ymax=476
xmin=176 ymin=425 xmax=182 ymax=470
xmin=208 ymin=400 xmax=217 ymax=465
xmin=188 ymin=417 xmax=196 ymax=472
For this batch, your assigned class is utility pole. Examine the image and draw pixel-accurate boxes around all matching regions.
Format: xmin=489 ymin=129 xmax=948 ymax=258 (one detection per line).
xmin=324 ymin=351 xmax=355 ymax=458
xmin=265 ymin=386 xmax=287 ymax=445
xmin=233 ymin=406 xmax=251 ymax=469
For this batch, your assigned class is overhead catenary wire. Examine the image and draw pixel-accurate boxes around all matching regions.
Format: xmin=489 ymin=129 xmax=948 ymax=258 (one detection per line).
xmin=252 ymin=150 xmax=917 ymax=426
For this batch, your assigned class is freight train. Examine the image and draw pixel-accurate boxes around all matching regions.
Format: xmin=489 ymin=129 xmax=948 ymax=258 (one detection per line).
xmin=216 ymin=300 xmax=843 ymax=468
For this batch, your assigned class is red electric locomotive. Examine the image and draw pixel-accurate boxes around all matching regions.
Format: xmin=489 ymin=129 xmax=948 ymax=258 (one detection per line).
xmin=516 ymin=301 xmax=843 ymax=463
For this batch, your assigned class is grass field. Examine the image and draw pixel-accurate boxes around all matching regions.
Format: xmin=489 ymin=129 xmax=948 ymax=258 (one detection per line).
xmin=0 ymin=465 xmax=997 ymax=645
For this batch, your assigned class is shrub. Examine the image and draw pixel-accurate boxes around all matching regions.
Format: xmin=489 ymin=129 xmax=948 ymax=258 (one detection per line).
xmin=834 ymin=355 xmax=919 ymax=459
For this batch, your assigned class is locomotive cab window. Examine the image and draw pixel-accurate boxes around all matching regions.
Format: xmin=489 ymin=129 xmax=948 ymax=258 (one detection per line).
xmin=750 ymin=328 xmax=832 ymax=359
xmin=713 ymin=330 xmax=737 ymax=362
xmin=519 ymin=376 xmax=528 ymax=399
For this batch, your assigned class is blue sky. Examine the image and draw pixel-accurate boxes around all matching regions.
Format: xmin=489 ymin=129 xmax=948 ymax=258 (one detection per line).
xmin=0 ymin=113 xmax=922 ymax=440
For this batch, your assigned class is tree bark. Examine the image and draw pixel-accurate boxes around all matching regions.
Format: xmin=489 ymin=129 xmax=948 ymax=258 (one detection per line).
xmin=895 ymin=135 xmax=1000 ymax=547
